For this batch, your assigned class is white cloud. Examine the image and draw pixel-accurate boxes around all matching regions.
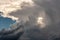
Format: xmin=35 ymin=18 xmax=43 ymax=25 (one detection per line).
xmin=0 ymin=0 xmax=34 ymax=21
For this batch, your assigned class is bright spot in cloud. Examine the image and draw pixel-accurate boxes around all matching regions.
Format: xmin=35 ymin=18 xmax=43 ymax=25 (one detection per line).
xmin=37 ymin=17 xmax=43 ymax=25
xmin=37 ymin=17 xmax=45 ymax=28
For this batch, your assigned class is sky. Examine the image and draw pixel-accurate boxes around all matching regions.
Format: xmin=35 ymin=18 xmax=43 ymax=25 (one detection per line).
xmin=0 ymin=16 xmax=16 ymax=30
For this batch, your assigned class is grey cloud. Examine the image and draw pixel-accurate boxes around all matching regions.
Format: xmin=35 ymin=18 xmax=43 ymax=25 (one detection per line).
xmin=0 ymin=24 xmax=24 ymax=40
xmin=0 ymin=0 xmax=60 ymax=40
xmin=9 ymin=5 xmax=43 ymax=22
xmin=9 ymin=0 xmax=52 ymax=26
xmin=19 ymin=0 xmax=60 ymax=40
xmin=33 ymin=0 xmax=60 ymax=24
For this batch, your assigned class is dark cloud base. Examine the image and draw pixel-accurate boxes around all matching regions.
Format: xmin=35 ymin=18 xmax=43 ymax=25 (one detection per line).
xmin=0 ymin=25 xmax=24 ymax=40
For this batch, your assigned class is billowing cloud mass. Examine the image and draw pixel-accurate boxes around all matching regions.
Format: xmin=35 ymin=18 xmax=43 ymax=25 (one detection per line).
xmin=0 ymin=0 xmax=50 ymax=27
xmin=12 ymin=0 xmax=60 ymax=40
xmin=0 ymin=0 xmax=34 ymax=21
xmin=0 ymin=0 xmax=60 ymax=40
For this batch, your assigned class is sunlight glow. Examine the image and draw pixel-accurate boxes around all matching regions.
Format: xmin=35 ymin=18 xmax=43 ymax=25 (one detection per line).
xmin=37 ymin=17 xmax=44 ymax=25
xmin=37 ymin=17 xmax=46 ymax=28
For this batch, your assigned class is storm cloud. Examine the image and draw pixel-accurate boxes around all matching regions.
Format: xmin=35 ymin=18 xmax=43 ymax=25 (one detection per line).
xmin=0 ymin=0 xmax=60 ymax=40
xmin=19 ymin=0 xmax=60 ymax=40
